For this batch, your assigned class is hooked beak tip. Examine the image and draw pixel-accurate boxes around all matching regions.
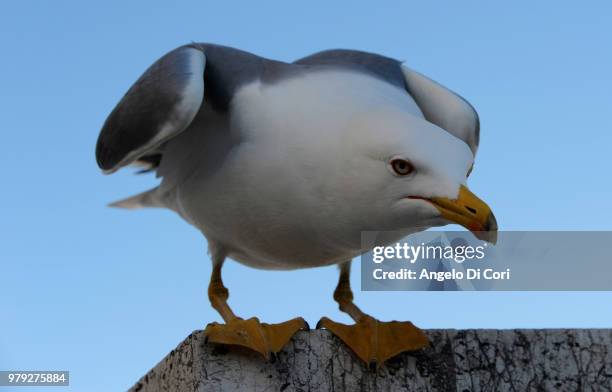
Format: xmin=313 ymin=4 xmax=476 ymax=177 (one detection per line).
xmin=473 ymin=213 xmax=498 ymax=244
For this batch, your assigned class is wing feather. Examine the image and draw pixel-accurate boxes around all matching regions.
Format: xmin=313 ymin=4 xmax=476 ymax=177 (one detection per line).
xmin=95 ymin=46 xmax=206 ymax=173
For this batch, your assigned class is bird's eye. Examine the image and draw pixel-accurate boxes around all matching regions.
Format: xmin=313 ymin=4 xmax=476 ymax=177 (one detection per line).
xmin=390 ymin=159 xmax=414 ymax=176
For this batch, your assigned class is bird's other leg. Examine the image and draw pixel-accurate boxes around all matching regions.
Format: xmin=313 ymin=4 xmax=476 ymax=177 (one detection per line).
xmin=203 ymin=248 xmax=308 ymax=360
xmin=333 ymin=261 xmax=366 ymax=321
xmin=317 ymin=261 xmax=429 ymax=368
xmin=207 ymin=259 xmax=237 ymax=322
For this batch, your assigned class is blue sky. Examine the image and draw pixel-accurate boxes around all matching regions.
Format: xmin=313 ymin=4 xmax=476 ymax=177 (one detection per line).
xmin=1 ymin=1 xmax=611 ymax=390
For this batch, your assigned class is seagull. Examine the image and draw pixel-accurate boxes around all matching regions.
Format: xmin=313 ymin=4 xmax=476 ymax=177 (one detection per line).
xmin=96 ymin=43 xmax=497 ymax=366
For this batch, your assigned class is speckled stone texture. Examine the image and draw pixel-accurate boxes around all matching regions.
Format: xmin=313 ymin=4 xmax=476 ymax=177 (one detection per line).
xmin=129 ymin=329 xmax=612 ymax=391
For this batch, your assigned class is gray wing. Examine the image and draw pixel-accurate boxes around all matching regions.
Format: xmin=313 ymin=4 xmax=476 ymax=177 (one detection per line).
xmin=295 ymin=49 xmax=480 ymax=155
xmin=96 ymin=45 xmax=206 ymax=173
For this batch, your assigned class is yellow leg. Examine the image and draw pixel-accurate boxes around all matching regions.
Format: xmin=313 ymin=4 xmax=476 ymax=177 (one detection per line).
xmin=203 ymin=260 xmax=308 ymax=360
xmin=207 ymin=261 xmax=237 ymax=322
xmin=317 ymin=262 xmax=429 ymax=367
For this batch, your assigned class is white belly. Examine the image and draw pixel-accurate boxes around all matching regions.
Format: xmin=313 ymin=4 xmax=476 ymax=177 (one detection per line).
xmin=176 ymin=142 xmax=366 ymax=269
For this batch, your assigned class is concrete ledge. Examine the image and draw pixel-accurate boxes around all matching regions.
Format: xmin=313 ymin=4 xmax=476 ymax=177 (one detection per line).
xmin=130 ymin=329 xmax=612 ymax=391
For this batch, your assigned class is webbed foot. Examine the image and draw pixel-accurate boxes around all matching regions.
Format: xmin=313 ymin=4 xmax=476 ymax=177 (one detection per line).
xmin=317 ymin=315 xmax=428 ymax=367
xmin=204 ymin=317 xmax=308 ymax=360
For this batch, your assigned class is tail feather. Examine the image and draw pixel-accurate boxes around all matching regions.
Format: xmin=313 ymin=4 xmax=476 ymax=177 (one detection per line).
xmin=108 ymin=187 xmax=160 ymax=209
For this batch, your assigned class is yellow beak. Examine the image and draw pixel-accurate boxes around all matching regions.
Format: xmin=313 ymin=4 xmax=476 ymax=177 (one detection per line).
xmin=427 ymin=185 xmax=498 ymax=244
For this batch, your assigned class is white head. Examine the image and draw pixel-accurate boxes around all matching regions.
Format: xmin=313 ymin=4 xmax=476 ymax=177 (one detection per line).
xmin=330 ymin=107 xmax=497 ymax=243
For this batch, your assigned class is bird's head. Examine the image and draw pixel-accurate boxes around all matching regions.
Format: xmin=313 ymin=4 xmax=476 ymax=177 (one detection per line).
xmin=340 ymin=108 xmax=497 ymax=244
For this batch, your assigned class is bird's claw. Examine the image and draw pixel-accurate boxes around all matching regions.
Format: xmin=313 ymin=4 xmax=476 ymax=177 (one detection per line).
xmin=317 ymin=315 xmax=429 ymax=367
xmin=204 ymin=317 xmax=308 ymax=360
